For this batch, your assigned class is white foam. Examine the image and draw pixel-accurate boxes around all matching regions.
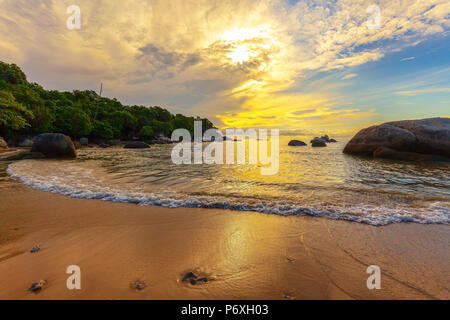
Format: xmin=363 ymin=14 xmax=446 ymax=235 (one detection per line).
xmin=7 ymin=161 xmax=450 ymax=226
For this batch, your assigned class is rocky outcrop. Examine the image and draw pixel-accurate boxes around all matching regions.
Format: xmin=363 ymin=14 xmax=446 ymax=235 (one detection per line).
xmin=288 ymin=140 xmax=307 ymax=146
xmin=31 ymin=133 xmax=77 ymax=159
xmin=123 ymin=141 xmax=150 ymax=149
xmin=0 ymin=137 xmax=8 ymax=150
xmin=344 ymin=118 xmax=450 ymax=161
xmin=311 ymin=137 xmax=327 ymax=147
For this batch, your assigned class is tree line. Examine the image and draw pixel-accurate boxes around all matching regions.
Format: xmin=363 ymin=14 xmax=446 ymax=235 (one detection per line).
xmin=0 ymin=61 xmax=215 ymax=141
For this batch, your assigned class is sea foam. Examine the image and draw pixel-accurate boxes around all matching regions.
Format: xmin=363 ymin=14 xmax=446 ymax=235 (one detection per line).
xmin=7 ymin=160 xmax=449 ymax=226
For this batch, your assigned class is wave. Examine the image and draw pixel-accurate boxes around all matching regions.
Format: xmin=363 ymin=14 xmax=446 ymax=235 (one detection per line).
xmin=7 ymin=161 xmax=449 ymax=226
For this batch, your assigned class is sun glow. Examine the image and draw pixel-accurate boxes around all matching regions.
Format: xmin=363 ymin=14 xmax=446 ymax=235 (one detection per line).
xmin=221 ymin=27 xmax=272 ymax=64
xmin=227 ymin=44 xmax=257 ymax=63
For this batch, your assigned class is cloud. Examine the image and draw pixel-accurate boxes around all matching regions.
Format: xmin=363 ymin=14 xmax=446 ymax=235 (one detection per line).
xmin=395 ymin=88 xmax=450 ymax=96
xmin=400 ymin=57 xmax=416 ymax=61
xmin=342 ymin=73 xmax=358 ymax=80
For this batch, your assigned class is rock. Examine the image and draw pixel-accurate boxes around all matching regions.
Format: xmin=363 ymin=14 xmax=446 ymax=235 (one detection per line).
xmin=131 ymin=280 xmax=146 ymax=291
xmin=28 ymin=280 xmax=46 ymax=292
xmin=31 ymin=133 xmax=77 ymax=159
xmin=311 ymin=137 xmax=327 ymax=147
xmin=19 ymin=139 xmax=34 ymax=147
xmin=30 ymin=245 xmax=40 ymax=253
xmin=23 ymin=152 xmax=46 ymax=160
xmin=288 ymin=140 xmax=307 ymax=146
xmin=181 ymin=272 xmax=208 ymax=285
xmin=320 ymin=135 xmax=331 ymax=142
xmin=373 ymin=147 xmax=448 ymax=162
xmin=0 ymin=137 xmax=9 ymax=150
xmin=182 ymin=272 xmax=197 ymax=283
xmin=329 ymin=138 xmax=338 ymax=143
xmin=344 ymin=118 xmax=450 ymax=160
xmin=123 ymin=141 xmax=150 ymax=149
xmin=80 ymin=137 xmax=89 ymax=146
xmin=99 ymin=143 xmax=109 ymax=148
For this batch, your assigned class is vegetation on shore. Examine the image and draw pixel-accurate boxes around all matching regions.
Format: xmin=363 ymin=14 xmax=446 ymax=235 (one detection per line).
xmin=0 ymin=61 xmax=214 ymax=141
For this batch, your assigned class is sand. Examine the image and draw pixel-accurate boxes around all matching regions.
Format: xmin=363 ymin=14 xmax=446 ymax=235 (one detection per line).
xmin=0 ymin=185 xmax=448 ymax=300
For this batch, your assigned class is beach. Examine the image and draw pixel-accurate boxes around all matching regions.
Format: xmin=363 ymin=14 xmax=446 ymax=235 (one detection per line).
xmin=0 ymin=182 xmax=448 ymax=300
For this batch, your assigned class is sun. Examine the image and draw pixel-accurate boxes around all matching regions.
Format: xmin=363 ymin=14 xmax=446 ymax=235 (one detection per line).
xmin=227 ymin=44 xmax=255 ymax=64
xmin=221 ymin=27 xmax=269 ymax=64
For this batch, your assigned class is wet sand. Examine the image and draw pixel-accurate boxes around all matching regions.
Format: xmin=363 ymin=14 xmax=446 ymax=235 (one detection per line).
xmin=0 ymin=185 xmax=448 ymax=300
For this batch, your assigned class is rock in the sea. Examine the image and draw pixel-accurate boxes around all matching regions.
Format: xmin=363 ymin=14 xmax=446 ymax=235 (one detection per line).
xmin=0 ymin=137 xmax=8 ymax=150
xmin=80 ymin=137 xmax=89 ymax=146
xmin=320 ymin=135 xmax=331 ymax=142
xmin=123 ymin=141 xmax=150 ymax=149
xmin=329 ymin=138 xmax=338 ymax=143
xmin=288 ymin=140 xmax=307 ymax=146
xmin=31 ymin=133 xmax=77 ymax=159
xmin=19 ymin=138 xmax=34 ymax=147
xmin=311 ymin=137 xmax=327 ymax=147
xmin=344 ymin=118 xmax=450 ymax=160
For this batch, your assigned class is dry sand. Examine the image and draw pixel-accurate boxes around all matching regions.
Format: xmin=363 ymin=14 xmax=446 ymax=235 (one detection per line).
xmin=0 ymin=185 xmax=448 ymax=300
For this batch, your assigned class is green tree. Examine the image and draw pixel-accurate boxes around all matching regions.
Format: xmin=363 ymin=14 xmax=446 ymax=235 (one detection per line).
xmin=0 ymin=91 xmax=33 ymax=135
xmin=92 ymin=120 xmax=114 ymax=139
xmin=54 ymin=106 xmax=93 ymax=138
xmin=139 ymin=126 xmax=154 ymax=139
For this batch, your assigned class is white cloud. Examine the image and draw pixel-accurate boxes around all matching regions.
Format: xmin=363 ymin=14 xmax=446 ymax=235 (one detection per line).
xmin=400 ymin=57 xmax=416 ymax=61
xmin=342 ymin=73 xmax=358 ymax=80
xmin=395 ymin=88 xmax=450 ymax=96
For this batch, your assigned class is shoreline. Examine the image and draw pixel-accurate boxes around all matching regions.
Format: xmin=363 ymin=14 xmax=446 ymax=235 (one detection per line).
xmin=0 ymin=183 xmax=448 ymax=299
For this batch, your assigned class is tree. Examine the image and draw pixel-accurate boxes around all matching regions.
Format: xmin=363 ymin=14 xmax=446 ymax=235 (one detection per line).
xmin=0 ymin=62 xmax=27 ymax=85
xmin=0 ymin=91 xmax=33 ymax=135
xmin=92 ymin=120 xmax=114 ymax=139
xmin=107 ymin=111 xmax=137 ymax=139
xmin=139 ymin=126 xmax=154 ymax=139
xmin=54 ymin=106 xmax=93 ymax=138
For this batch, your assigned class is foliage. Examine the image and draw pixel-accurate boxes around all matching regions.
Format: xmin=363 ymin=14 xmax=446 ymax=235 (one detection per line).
xmin=0 ymin=61 xmax=215 ymax=140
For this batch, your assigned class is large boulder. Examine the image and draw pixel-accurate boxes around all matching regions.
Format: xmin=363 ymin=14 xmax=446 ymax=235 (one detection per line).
xmin=123 ymin=141 xmax=150 ymax=149
xmin=344 ymin=118 xmax=450 ymax=160
xmin=31 ymin=133 xmax=77 ymax=159
xmin=0 ymin=137 xmax=8 ymax=150
xmin=288 ymin=140 xmax=307 ymax=146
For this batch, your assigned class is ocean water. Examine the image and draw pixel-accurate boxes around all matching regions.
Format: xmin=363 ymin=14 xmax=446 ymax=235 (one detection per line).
xmin=6 ymin=136 xmax=450 ymax=225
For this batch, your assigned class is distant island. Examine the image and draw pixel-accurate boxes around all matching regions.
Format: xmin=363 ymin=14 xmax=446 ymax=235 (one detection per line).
xmin=0 ymin=61 xmax=215 ymax=144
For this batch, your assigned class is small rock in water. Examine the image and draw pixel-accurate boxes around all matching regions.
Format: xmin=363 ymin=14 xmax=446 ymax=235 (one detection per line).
xmin=28 ymin=280 xmax=46 ymax=292
xmin=30 ymin=245 xmax=40 ymax=253
xmin=182 ymin=272 xmax=197 ymax=283
xmin=288 ymin=140 xmax=307 ymax=146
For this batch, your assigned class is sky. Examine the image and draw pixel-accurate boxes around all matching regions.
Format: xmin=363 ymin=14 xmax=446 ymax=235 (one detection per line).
xmin=0 ymin=0 xmax=449 ymax=135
